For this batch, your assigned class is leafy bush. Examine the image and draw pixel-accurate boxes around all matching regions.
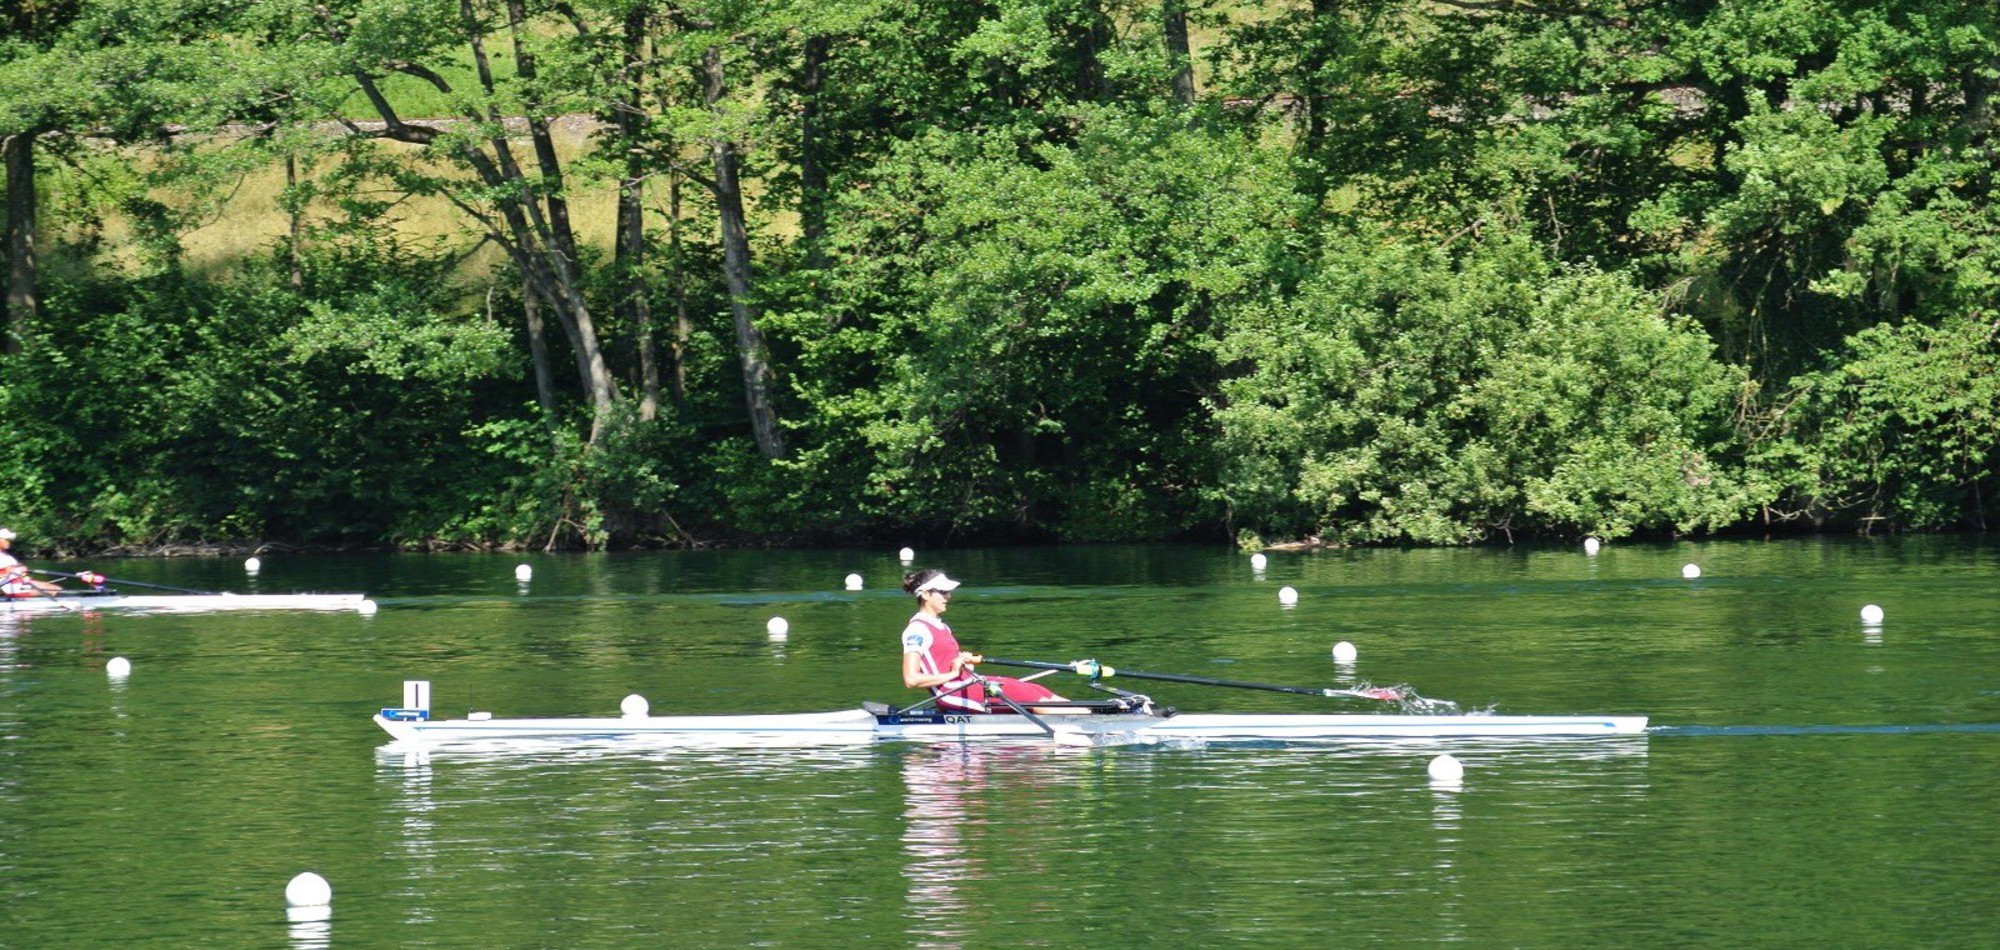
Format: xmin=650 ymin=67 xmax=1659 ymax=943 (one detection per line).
xmin=1212 ymin=228 xmax=1765 ymax=543
xmin=1772 ymin=315 xmax=2000 ymax=530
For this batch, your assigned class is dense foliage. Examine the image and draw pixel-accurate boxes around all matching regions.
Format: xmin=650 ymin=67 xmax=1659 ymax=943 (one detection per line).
xmin=1 ymin=0 xmax=1994 ymax=551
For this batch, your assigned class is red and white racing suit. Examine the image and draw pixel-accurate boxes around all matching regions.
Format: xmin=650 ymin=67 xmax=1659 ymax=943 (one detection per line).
xmin=901 ymin=614 xmax=1059 ymax=713
xmin=0 ymin=552 xmax=32 ymax=597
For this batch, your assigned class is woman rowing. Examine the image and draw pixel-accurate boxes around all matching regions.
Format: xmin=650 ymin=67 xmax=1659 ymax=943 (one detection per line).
xmin=900 ymin=568 xmax=1072 ymax=714
xmin=0 ymin=529 xmax=64 ymax=597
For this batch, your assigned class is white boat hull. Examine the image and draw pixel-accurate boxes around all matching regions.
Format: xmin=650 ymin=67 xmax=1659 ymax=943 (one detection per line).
xmin=374 ymin=707 xmax=1648 ymax=745
xmin=3 ymin=592 xmax=375 ymax=614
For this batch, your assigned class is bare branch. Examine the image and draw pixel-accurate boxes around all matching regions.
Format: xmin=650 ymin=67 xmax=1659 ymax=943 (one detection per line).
xmin=385 ymin=61 xmax=455 ymax=96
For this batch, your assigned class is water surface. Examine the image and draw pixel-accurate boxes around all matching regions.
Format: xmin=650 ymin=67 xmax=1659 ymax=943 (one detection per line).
xmin=3 ymin=537 xmax=1996 ymax=947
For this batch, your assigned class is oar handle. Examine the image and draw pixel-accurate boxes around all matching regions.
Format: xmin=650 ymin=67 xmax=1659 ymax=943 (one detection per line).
xmin=983 ymin=657 xmax=1401 ymax=701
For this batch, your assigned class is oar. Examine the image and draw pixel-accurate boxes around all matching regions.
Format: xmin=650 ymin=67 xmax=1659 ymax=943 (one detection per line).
xmin=983 ymin=657 xmax=1411 ymax=703
xmin=963 ymin=671 xmax=1100 ymax=745
xmin=33 ymin=569 xmax=219 ymax=596
xmin=964 ymin=671 xmax=1060 ymax=736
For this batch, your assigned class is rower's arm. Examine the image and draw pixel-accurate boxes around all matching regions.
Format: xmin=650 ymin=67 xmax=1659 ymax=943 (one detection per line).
xmin=903 ymin=651 xmax=970 ymax=689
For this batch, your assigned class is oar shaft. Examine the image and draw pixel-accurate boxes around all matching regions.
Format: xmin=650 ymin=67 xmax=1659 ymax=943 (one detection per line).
xmin=966 ymin=672 xmax=1057 ymax=737
xmin=32 ymin=569 xmax=217 ymax=596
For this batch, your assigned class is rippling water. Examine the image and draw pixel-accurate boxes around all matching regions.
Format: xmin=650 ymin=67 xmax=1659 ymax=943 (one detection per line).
xmin=3 ymin=537 xmax=1998 ymax=947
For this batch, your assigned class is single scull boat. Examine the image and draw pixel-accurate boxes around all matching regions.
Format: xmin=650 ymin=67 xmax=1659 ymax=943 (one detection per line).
xmin=3 ymin=590 xmax=376 ymax=614
xmin=2 ymin=567 xmax=376 ymax=614
xmin=373 ymin=680 xmax=1647 ymax=746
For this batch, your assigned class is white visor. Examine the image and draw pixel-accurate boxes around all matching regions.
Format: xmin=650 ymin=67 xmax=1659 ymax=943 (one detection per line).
xmin=0 ymin=529 xmax=14 ymax=540
xmin=915 ymin=574 xmax=961 ymax=593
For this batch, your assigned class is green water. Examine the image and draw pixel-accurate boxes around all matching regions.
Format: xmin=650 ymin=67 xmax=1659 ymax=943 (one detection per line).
xmin=3 ymin=538 xmax=1997 ymax=948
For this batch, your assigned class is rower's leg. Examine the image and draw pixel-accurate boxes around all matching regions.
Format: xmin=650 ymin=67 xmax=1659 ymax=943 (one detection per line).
xmin=989 ymin=677 xmax=1090 ymax=715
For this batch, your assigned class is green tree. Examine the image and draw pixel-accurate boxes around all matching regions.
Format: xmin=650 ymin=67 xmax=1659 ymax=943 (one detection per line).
xmin=1767 ymin=314 xmax=2000 ymax=530
xmin=1213 ymin=228 xmax=1760 ymax=543
xmin=785 ymin=105 xmax=1296 ymax=540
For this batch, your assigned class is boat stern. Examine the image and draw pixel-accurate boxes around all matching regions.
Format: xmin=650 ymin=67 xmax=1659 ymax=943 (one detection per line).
xmin=374 ymin=711 xmax=429 ymax=742
xmin=374 ymin=680 xmax=432 ymax=740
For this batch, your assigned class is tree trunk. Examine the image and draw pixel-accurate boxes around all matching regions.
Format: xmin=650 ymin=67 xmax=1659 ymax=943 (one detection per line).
xmin=1966 ymin=54 xmax=1998 ymax=188
xmin=1301 ymin=0 xmax=1337 ymax=177
xmin=704 ymin=44 xmax=786 ymax=459
xmin=3 ymin=132 xmax=37 ymax=355
xmin=618 ymin=6 xmax=660 ymax=421
xmin=504 ymin=0 xmax=577 ymax=259
xmin=799 ymin=34 xmax=830 ymax=272
xmin=1164 ymin=0 xmax=1195 ymax=106
xmin=648 ymin=37 xmax=692 ymax=401
xmin=285 ymin=152 xmax=305 ymax=290
xmin=668 ymin=169 xmax=690 ymax=401
xmin=520 ymin=277 xmax=560 ymax=441
xmin=1073 ymin=0 xmax=1110 ymax=101
xmin=499 ymin=0 xmax=617 ymax=434
xmin=456 ymin=13 xmax=600 ymax=398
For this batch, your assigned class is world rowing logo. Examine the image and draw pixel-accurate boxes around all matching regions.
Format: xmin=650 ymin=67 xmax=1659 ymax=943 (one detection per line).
xmin=904 ymin=633 xmax=926 ymax=650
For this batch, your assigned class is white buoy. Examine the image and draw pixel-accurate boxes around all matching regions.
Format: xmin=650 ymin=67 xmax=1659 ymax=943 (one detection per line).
xmin=898 ymin=547 xmax=915 ymax=562
xmin=1250 ymin=553 xmax=1268 ymax=571
xmin=358 ymin=600 xmax=378 ymax=616
xmin=514 ymin=564 xmax=532 ymax=582
xmin=1860 ymin=604 xmax=1884 ymax=624
xmin=844 ymin=573 xmax=864 ymax=591
xmin=1277 ymin=586 xmax=1299 ymax=606
xmin=106 ymin=656 xmax=132 ymax=679
xmin=766 ymin=616 xmax=789 ymax=639
xmin=244 ymin=556 xmax=262 ymax=573
xmin=1427 ymin=754 xmax=1465 ymax=783
xmin=620 ymin=694 xmax=649 ymax=718
xmin=1583 ymin=537 xmax=1601 ymax=556
xmin=1331 ymin=641 xmax=1358 ymax=664
xmin=1681 ymin=563 xmax=1701 ymax=579
xmin=285 ymin=871 xmax=332 ymax=908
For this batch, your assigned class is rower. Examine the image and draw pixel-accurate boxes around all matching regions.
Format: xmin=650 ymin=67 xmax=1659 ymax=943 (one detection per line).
xmin=0 ymin=529 xmax=63 ymax=597
xmin=899 ymin=568 xmax=1077 ymax=715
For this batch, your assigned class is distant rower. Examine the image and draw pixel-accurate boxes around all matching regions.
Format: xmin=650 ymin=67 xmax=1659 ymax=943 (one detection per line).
xmin=0 ymin=529 xmax=63 ymax=597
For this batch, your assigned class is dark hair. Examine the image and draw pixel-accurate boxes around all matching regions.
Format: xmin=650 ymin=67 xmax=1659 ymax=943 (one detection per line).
xmin=902 ymin=568 xmax=944 ymax=597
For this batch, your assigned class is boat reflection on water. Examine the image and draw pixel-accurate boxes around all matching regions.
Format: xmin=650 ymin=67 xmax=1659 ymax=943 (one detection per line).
xmin=0 ymin=611 xmax=19 ymax=672
xmin=0 ymin=608 xmax=112 ymax=666
xmin=899 ymin=743 xmax=1092 ymax=950
xmin=372 ymin=730 xmax=1650 ymax=774
xmin=374 ymin=736 xmax=887 ymax=772
xmin=901 ymin=745 xmax=982 ymax=950
xmin=370 ymin=731 xmax=1646 ymax=947
xmin=888 ymin=736 xmax=1650 ymax=948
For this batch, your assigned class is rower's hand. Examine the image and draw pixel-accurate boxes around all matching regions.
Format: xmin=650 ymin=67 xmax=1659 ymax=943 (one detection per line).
xmin=956 ymin=652 xmax=983 ymax=669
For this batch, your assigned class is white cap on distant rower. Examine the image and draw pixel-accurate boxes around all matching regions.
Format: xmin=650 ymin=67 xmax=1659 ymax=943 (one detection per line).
xmin=914 ymin=573 xmax=961 ymax=593
xmin=0 ymin=528 xmax=14 ymax=540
